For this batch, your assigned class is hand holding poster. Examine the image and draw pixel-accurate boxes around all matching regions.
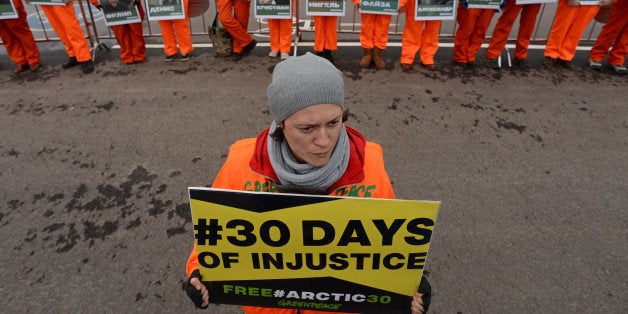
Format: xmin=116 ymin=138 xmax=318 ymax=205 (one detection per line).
xmin=0 ymin=0 xmax=18 ymax=19
xmin=100 ymin=0 xmax=142 ymax=26
xmin=189 ymin=188 xmax=440 ymax=312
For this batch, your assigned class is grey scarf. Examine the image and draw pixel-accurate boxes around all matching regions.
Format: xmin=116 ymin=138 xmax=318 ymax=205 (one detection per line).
xmin=267 ymin=121 xmax=350 ymax=194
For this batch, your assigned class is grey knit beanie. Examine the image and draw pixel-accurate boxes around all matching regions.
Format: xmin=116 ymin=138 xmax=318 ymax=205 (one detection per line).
xmin=267 ymin=52 xmax=345 ymax=123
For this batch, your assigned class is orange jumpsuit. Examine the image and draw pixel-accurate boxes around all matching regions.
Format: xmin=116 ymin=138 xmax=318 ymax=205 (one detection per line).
xmin=158 ymin=0 xmax=193 ymax=55
xmin=313 ymin=16 xmax=337 ymax=53
xmin=186 ymin=126 xmax=395 ymax=314
xmin=453 ymin=1 xmax=498 ymax=64
xmin=218 ymin=0 xmax=253 ymax=54
xmin=40 ymin=1 xmax=92 ymax=62
xmin=0 ymin=0 xmax=41 ymax=68
xmin=589 ymin=0 xmax=627 ymax=66
xmin=485 ymin=0 xmax=541 ymax=60
xmin=268 ymin=0 xmax=292 ymax=55
xmin=544 ymin=0 xmax=600 ymax=61
xmin=92 ymin=0 xmax=146 ymax=63
xmin=353 ymin=0 xmax=392 ymax=49
xmin=399 ymin=0 xmax=441 ymax=66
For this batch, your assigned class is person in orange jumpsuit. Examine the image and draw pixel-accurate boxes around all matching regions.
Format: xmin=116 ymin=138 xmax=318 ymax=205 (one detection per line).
xmin=218 ymin=0 xmax=257 ymax=61
xmin=92 ymin=0 xmax=146 ymax=64
xmin=543 ymin=0 xmax=608 ymax=70
xmin=453 ymin=0 xmax=504 ymax=68
xmin=588 ymin=0 xmax=627 ymax=74
xmin=484 ymin=0 xmax=541 ymax=69
xmin=183 ymin=53 xmax=431 ymax=314
xmin=267 ymin=0 xmax=292 ymax=60
xmin=312 ymin=13 xmax=337 ymax=62
xmin=353 ymin=0 xmax=393 ymax=69
xmin=38 ymin=0 xmax=94 ymax=74
xmin=158 ymin=0 xmax=193 ymax=61
xmin=0 ymin=0 xmax=41 ymax=73
xmin=398 ymin=0 xmax=442 ymax=71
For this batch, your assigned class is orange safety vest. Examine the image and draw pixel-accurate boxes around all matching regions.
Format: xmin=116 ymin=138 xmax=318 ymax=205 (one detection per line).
xmin=186 ymin=126 xmax=395 ymax=314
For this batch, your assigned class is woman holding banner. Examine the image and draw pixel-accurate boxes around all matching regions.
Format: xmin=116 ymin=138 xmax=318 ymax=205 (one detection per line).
xmin=184 ymin=53 xmax=431 ymax=314
xmin=0 ymin=0 xmax=41 ymax=73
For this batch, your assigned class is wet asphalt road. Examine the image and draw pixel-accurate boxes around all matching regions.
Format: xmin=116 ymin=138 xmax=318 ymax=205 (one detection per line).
xmin=0 ymin=40 xmax=626 ymax=313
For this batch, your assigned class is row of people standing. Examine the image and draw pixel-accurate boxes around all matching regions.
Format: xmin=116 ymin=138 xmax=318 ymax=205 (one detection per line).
xmin=2 ymin=0 xmax=626 ymax=74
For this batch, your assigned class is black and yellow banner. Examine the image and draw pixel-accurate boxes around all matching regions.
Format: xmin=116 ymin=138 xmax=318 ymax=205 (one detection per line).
xmin=189 ymin=188 xmax=440 ymax=312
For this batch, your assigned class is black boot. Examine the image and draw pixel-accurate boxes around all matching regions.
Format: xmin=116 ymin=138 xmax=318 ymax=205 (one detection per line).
xmin=81 ymin=60 xmax=94 ymax=74
xmin=323 ymin=49 xmax=334 ymax=63
xmin=62 ymin=57 xmax=79 ymax=69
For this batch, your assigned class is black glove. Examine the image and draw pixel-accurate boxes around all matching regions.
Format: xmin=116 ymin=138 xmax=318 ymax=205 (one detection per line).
xmin=96 ymin=5 xmax=102 ymax=11
xmin=186 ymin=269 xmax=208 ymax=309
xmin=418 ymin=275 xmax=432 ymax=313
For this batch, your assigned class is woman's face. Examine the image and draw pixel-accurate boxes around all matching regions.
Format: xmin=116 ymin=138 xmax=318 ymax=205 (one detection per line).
xmin=281 ymin=104 xmax=343 ymax=167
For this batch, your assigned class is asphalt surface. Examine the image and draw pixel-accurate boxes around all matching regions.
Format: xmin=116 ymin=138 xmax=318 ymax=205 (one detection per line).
xmin=0 ymin=39 xmax=626 ymax=313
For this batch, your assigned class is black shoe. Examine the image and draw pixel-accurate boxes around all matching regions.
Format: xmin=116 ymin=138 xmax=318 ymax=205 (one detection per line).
xmin=467 ymin=61 xmax=476 ymax=68
xmin=81 ymin=60 xmax=94 ymax=74
xmin=515 ymin=58 xmax=530 ymax=69
xmin=557 ymin=58 xmax=574 ymax=71
xmin=241 ymin=39 xmax=257 ymax=57
xmin=180 ymin=54 xmax=190 ymax=61
xmin=542 ymin=57 xmax=556 ymax=69
xmin=164 ymin=54 xmax=176 ymax=62
xmin=232 ymin=52 xmax=242 ymax=61
xmin=62 ymin=57 xmax=79 ymax=69
xmin=486 ymin=58 xmax=500 ymax=69
xmin=323 ymin=49 xmax=334 ymax=63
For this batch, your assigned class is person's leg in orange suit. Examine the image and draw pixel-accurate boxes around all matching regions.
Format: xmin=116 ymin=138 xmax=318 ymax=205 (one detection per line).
xmin=373 ymin=14 xmax=392 ymax=50
xmin=218 ymin=0 xmax=254 ymax=56
xmin=313 ymin=16 xmax=338 ymax=61
xmin=278 ymin=18 xmax=292 ymax=55
xmin=268 ymin=19 xmax=279 ymax=54
xmin=400 ymin=1 xmax=440 ymax=70
xmin=359 ymin=13 xmax=377 ymax=49
xmin=130 ymin=4 xmax=147 ymax=63
xmin=372 ymin=14 xmax=391 ymax=69
xmin=514 ymin=4 xmax=541 ymax=60
xmin=419 ymin=21 xmax=441 ymax=68
xmin=111 ymin=25 xmax=133 ymax=64
xmin=0 ymin=0 xmax=41 ymax=73
xmin=485 ymin=1 xmax=541 ymax=67
xmin=558 ymin=5 xmax=599 ymax=61
xmin=467 ymin=9 xmax=496 ymax=64
xmin=40 ymin=3 xmax=93 ymax=72
xmin=454 ymin=4 xmax=480 ymax=64
xmin=545 ymin=0 xmax=599 ymax=68
xmin=158 ymin=0 xmax=193 ymax=59
xmin=589 ymin=0 xmax=627 ymax=72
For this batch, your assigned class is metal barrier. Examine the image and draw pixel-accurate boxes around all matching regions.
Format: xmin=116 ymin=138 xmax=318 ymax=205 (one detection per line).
xmin=6 ymin=1 xmax=605 ymax=55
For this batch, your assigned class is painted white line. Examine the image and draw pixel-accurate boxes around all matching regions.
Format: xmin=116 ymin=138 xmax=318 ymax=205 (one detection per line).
xmin=117 ymin=42 xmax=592 ymax=51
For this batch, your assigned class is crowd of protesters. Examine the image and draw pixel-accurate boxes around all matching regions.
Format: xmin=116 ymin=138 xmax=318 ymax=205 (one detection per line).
xmin=1 ymin=0 xmax=626 ymax=75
